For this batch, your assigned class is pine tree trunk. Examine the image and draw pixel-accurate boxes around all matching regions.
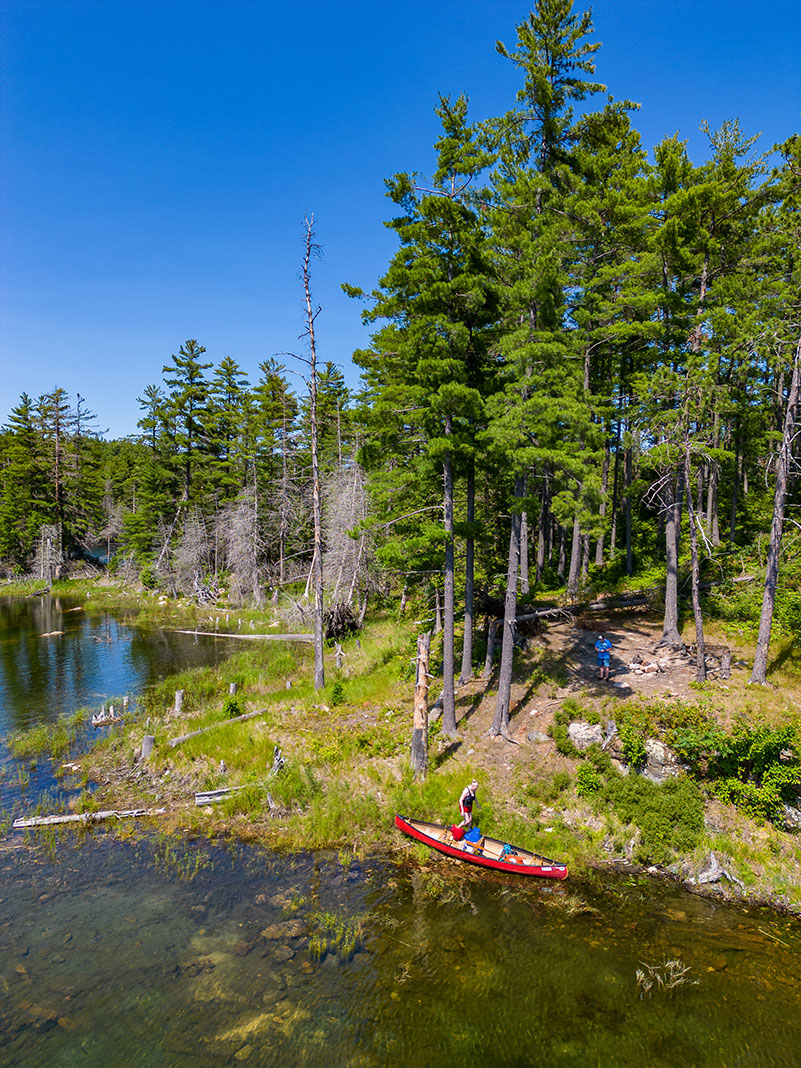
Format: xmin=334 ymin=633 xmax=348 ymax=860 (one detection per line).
xmin=707 ymin=462 xmax=720 ymax=546
xmin=519 ymin=508 xmax=530 ymax=594
xmin=441 ymin=449 xmax=457 ymax=737
xmin=303 ymin=218 xmax=325 ymax=690
xmin=566 ymin=513 xmax=581 ymax=601
xmin=596 ymin=439 xmax=611 ymax=565
xmin=625 ymin=445 xmax=633 ymax=574
xmin=750 ymin=335 xmax=801 ymax=684
xmin=728 ymin=440 xmax=742 ymax=548
xmin=482 ymin=618 xmax=498 ymax=679
xmin=459 ymin=463 xmax=475 ymax=685
xmin=410 ymin=631 xmax=431 ymax=779
xmin=557 ymin=525 xmax=566 ymax=578
xmin=685 ymin=439 xmax=706 ymax=682
xmin=659 ymin=469 xmax=684 ymax=647
xmin=535 ymin=467 xmax=550 ymax=582
xmin=491 ymin=477 xmax=524 ymax=737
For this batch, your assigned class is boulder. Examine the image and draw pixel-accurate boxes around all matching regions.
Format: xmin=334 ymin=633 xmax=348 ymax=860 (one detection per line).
xmin=642 ymin=739 xmax=682 ymax=784
xmin=782 ymin=803 xmax=801 ymax=831
xmin=567 ymin=721 xmax=604 ymax=750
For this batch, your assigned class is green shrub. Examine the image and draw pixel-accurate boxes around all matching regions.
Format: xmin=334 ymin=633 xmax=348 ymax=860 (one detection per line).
xmin=560 ymin=698 xmax=585 ymax=720
xmin=619 ymin=724 xmax=647 ymax=770
xmin=673 ymin=720 xmax=800 ymax=827
xmin=330 ymin=681 xmax=345 ymax=706
xmin=575 ymin=762 xmax=603 ymax=798
xmin=549 ymin=723 xmax=580 ymax=758
xmin=222 ymin=694 xmax=245 ymax=719
xmin=585 ymin=742 xmax=613 ymax=773
xmin=139 ymin=565 xmax=158 ymax=590
xmin=605 ymin=775 xmax=704 ymax=866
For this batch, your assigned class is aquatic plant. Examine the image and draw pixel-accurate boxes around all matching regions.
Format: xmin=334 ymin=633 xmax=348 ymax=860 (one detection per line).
xmin=546 ymin=892 xmax=599 ymax=916
xmin=308 ymin=910 xmax=365 ymax=960
xmin=153 ymin=833 xmax=211 ymax=881
xmin=635 ymin=958 xmax=698 ymax=998
xmin=411 ymin=867 xmax=473 ymax=907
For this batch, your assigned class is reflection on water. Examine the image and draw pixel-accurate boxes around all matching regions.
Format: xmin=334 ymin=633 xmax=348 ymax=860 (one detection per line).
xmin=1 ymin=836 xmax=800 ymax=1067
xmin=0 ymin=595 xmax=242 ymax=734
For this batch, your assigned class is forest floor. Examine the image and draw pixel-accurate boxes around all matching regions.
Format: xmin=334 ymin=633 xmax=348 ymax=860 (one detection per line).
xmin=443 ymin=605 xmax=767 ymax=809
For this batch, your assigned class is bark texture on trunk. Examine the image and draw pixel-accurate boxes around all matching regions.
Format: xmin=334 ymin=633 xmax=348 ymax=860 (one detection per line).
xmin=441 ymin=450 xmax=457 ymax=737
xmin=459 ymin=463 xmax=475 ymax=685
xmin=491 ymin=477 xmax=524 ymax=737
xmin=750 ymin=336 xmax=801 ymax=684
xmin=685 ymin=440 xmax=706 ymax=682
xmin=658 ymin=470 xmax=684 ymax=647
xmin=410 ymin=631 xmax=431 ymax=779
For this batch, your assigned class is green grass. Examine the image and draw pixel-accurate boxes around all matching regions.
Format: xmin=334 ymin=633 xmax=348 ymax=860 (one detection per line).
xmin=8 ymin=708 xmax=90 ymax=759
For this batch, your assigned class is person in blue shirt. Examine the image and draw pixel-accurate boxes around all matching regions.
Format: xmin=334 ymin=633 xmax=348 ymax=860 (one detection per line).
xmin=595 ymin=634 xmax=612 ymax=680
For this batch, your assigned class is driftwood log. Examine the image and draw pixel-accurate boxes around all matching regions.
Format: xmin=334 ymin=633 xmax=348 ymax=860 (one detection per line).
xmin=13 ymin=808 xmax=166 ymax=830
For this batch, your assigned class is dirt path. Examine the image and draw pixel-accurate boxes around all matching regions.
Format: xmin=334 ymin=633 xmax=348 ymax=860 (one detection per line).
xmin=445 ymin=609 xmax=729 ymax=801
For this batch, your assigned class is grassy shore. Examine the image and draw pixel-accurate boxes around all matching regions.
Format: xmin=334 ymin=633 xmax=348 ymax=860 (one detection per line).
xmin=4 ymin=580 xmax=801 ymax=913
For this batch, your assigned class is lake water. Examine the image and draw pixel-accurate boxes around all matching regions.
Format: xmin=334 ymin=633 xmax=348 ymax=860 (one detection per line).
xmin=0 ymin=593 xmax=243 ymax=734
xmin=2 ymin=836 xmax=801 ymax=1067
xmin=1 ymin=593 xmax=801 ymax=1066
xmin=0 ymin=593 xmax=246 ymax=813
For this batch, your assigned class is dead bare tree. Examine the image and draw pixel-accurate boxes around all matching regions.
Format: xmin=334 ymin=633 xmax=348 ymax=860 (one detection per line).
xmin=220 ymin=489 xmax=263 ymax=605
xmin=172 ymin=509 xmax=212 ymax=594
xmin=300 ymin=216 xmax=325 ymax=690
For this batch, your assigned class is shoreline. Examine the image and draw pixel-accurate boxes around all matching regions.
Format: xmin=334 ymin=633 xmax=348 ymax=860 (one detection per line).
xmin=2 ymin=578 xmax=800 ymax=919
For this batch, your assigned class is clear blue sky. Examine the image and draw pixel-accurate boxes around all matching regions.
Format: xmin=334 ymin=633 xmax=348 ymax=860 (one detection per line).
xmin=2 ymin=1 xmax=799 ymax=437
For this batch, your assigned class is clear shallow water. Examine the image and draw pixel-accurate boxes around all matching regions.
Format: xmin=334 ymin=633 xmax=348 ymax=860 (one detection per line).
xmin=1 ymin=835 xmax=800 ymax=1068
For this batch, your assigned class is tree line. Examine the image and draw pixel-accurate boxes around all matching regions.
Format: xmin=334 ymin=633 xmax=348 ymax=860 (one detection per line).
xmin=1 ymin=1 xmax=799 ymax=723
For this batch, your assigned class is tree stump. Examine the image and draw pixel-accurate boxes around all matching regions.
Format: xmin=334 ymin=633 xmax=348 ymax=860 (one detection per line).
xmin=411 ymin=632 xmax=431 ymax=779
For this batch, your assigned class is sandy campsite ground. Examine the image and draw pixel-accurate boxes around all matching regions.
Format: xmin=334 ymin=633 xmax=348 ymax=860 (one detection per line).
xmin=441 ymin=607 xmax=749 ymax=809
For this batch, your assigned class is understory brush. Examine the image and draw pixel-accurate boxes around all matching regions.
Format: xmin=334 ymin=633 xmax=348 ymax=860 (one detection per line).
xmin=671 ymin=719 xmax=801 ymax=826
xmin=577 ymin=761 xmax=705 ymax=866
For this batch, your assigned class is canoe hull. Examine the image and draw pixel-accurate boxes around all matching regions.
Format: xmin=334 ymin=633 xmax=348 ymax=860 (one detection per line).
xmin=395 ymin=814 xmax=568 ymax=879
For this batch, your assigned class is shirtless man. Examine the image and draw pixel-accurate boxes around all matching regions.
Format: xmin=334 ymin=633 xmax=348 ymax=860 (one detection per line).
xmin=458 ymin=780 xmax=479 ymax=829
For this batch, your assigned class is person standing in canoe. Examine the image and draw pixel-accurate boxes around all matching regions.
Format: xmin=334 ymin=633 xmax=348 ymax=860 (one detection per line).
xmin=458 ymin=780 xmax=479 ymax=829
xmin=595 ymin=634 xmax=612 ymax=680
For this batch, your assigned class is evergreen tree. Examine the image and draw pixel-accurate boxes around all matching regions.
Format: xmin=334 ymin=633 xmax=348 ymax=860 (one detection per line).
xmin=486 ymin=0 xmax=604 ymax=735
xmin=354 ymin=93 xmax=499 ymax=736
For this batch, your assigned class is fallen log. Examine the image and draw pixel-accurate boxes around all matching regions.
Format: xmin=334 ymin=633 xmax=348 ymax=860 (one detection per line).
xmin=168 ymin=708 xmax=272 ymax=748
xmin=13 ymin=808 xmax=166 ymax=830
xmin=172 ymin=630 xmax=313 ymax=642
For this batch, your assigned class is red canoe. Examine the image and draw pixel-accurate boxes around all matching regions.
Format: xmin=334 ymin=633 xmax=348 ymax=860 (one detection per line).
xmin=395 ymin=814 xmax=568 ymax=880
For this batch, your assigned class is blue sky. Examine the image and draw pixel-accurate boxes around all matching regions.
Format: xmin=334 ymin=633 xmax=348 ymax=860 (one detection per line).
xmin=2 ymin=0 xmax=799 ymax=437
